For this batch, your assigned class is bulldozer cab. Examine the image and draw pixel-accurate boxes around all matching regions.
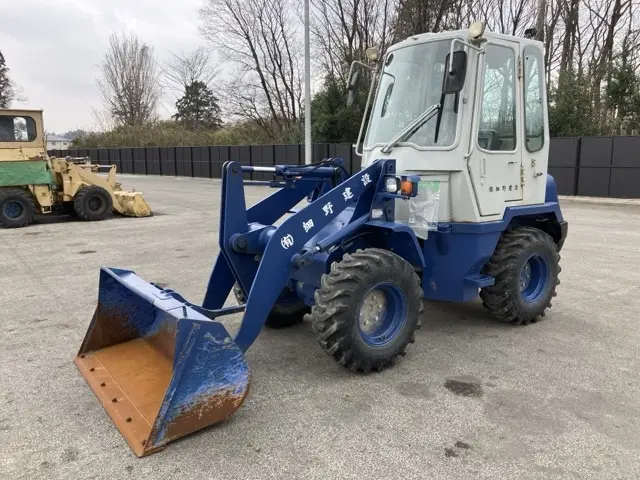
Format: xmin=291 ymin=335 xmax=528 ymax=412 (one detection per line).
xmin=0 ymin=109 xmax=47 ymax=162
xmin=350 ymin=24 xmax=550 ymax=228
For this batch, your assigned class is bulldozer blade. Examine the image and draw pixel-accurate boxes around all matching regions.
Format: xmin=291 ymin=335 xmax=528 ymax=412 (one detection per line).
xmin=74 ymin=267 xmax=250 ymax=457
xmin=113 ymin=191 xmax=153 ymax=217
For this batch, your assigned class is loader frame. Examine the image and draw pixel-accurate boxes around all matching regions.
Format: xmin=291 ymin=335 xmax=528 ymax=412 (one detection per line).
xmin=202 ymin=158 xmax=423 ymax=351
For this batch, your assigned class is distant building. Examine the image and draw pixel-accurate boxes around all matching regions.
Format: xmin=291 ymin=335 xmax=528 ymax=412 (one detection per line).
xmin=46 ymin=135 xmax=71 ymax=150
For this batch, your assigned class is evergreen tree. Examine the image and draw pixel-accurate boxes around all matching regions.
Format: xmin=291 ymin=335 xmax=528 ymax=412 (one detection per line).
xmin=173 ymin=81 xmax=223 ymax=130
xmin=548 ymin=71 xmax=600 ymax=137
xmin=606 ymin=49 xmax=640 ymax=135
xmin=310 ymin=74 xmax=370 ymax=144
xmin=0 ymin=50 xmax=15 ymax=108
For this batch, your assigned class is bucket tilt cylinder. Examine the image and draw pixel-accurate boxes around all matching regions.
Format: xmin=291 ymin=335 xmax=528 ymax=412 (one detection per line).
xmin=74 ymin=158 xmax=414 ymax=456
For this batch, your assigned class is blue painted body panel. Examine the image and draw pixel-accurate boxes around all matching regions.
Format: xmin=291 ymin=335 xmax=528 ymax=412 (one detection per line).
xmin=227 ymin=160 xmax=393 ymax=351
xmin=421 ymin=174 xmax=565 ymax=302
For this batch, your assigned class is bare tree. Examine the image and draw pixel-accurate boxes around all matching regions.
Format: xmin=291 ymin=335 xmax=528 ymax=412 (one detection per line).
xmin=199 ymin=0 xmax=303 ymax=139
xmin=309 ymin=0 xmax=395 ymax=86
xmin=97 ymin=32 xmax=162 ymax=126
xmin=392 ymin=0 xmax=463 ymax=42
xmin=162 ymin=46 xmax=220 ymax=93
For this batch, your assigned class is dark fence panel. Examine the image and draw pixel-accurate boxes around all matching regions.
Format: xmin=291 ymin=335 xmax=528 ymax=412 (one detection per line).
xmin=610 ymin=168 xmax=640 ymax=198
xmin=578 ymin=168 xmax=610 ymax=197
xmin=287 ymin=145 xmax=302 ymax=165
xmin=209 ymin=146 xmax=225 ymax=179
xmin=132 ymin=148 xmax=146 ymax=175
xmin=97 ymin=149 xmax=109 ymax=164
xmin=238 ymin=146 xmax=252 ymax=180
xmin=609 ymin=137 xmax=640 ymax=198
xmin=274 ymin=145 xmax=287 ymax=165
xmin=549 ymin=137 xmax=579 ymax=167
xmin=175 ymin=147 xmax=192 ymax=177
xmin=145 ymin=148 xmax=160 ymax=175
xmin=120 ymin=148 xmax=134 ymax=174
xmin=108 ymin=148 xmax=122 ymax=172
xmin=192 ymin=146 xmax=210 ymax=178
xmin=160 ymin=147 xmax=176 ymax=176
xmin=46 ymin=138 xmax=640 ymax=198
xmin=251 ymin=145 xmax=273 ymax=181
xmin=577 ymin=137 xmax=612 ymax=196
xmin=611 ymin=137 xmax=639 ymax=167
xmin=580 ymin=137 xmax=613 ymax=167
xmin=334 ymin=144 xmax=354 ymax=173
xmin=312 ymin=143 xmax=329 ymax=163
xmin=548 ymin=167 xmax=577 ymax=196
xmin=548 ymin=137 xmax=580 ymax=195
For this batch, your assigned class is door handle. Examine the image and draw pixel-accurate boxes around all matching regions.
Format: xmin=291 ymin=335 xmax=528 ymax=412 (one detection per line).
xmin=481 ymin=158 xmax=486 ymax=178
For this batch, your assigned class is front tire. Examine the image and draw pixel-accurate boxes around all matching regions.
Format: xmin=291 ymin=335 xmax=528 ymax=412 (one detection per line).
xmin=73 ymin=186 xmax=113 ymax=221
xmin=480 ymin=226 xmax=560 ymax=325
xmin=0 ymin=188 xmax=36 ymax=228
xmin=311 ymin=248 xmax=424 ymax=373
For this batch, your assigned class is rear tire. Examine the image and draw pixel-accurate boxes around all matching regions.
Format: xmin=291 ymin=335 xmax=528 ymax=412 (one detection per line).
xmin=0 ymin=188 xmax=36 ymax=228
xmin=480 ymin=226 xmax=560 ymax=325
xmin=233 ymin=283 xmax=310 ymax=329
xmin=310 ymin=248 xmax=424 ymax=373
xmin=73 ymin=186 xmax=113 ymax=221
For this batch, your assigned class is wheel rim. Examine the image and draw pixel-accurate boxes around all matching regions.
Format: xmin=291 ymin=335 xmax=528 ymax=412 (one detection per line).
xmin=520 ymin=254 xmax=549 ymax=303
xmin=88 ymin=196 xmax=103 ymax=212
xmin=357 ymin=283 xmax=407 ymax=347
xmin=3 ymin=200 xmax=24 ymax=219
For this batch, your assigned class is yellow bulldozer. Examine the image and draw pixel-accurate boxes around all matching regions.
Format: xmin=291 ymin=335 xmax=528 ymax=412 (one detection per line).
xmin=0 ymin=108 xmax=151 ymax=228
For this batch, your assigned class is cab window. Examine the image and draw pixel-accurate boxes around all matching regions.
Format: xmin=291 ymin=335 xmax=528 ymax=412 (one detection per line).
xmin=523 ymin=46 xmax=545 ymax=152
xmin=478 ymin=44 xmax=517 ymax=152
xmin=0 ymin=116 xmax=37 ymax=142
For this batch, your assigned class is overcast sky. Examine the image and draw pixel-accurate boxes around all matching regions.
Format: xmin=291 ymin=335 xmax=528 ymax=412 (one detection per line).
xmin=1 ymin=0 xmax=208 ymax=133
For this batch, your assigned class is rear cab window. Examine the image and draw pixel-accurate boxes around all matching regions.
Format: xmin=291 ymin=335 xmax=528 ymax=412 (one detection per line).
xmin=0 ymin=116 xmax=38 ymax=142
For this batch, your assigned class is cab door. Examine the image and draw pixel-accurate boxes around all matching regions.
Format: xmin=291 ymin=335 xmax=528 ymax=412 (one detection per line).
xmin=467 ymin=39 xmax=523 ymax=216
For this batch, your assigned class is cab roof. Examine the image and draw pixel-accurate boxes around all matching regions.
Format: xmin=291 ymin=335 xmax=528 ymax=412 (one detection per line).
xmin=389 ymin=28 xmax=543 ymax=53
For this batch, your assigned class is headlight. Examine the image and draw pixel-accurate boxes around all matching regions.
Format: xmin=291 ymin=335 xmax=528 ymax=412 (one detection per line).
xmin=385 ymin=176 xmax=400 ymax=193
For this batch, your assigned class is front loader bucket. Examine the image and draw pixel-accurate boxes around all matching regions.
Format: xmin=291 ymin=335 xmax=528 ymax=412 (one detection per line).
xmin=113 ymin=191 xmax=153 ymax=217
xmin=74 ymin=267 xmax=250 ymax=457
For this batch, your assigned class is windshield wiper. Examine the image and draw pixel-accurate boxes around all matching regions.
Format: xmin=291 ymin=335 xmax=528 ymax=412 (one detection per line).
xmin=380 ymin=103 xmax=441 ymax=154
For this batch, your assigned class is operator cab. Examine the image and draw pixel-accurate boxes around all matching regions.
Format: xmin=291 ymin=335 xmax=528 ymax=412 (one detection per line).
xmin=348 ymin=24 xmax=549 ymax=229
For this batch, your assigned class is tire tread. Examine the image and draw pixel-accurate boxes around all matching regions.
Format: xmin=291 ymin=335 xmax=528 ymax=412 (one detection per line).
xmin=311 ymin=248 xmax=423 ymax=373
xmin=0 ymin=188 xmax=36 ymax=228
xmin=480 ymin=226 xmax=560 ymax=325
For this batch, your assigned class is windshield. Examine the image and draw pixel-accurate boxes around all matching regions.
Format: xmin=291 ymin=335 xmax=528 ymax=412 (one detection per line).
xmin=364 ymin=39 xmax=462 ymax=149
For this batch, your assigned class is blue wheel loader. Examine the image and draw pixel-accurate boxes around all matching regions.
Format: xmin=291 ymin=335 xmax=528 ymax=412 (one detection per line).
xmin=74 ymin=24 xmax=567 ymax=456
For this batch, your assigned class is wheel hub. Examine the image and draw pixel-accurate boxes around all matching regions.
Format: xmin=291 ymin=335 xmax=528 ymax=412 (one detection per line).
xmin=519 ymin=254 xmax=549 ymax=303
xmin=88 ymin=197 xmax=103 ymax=211
xmin=357 ymin=283 xmax=407 ymax=347
xmin=3 ymin=201 xmax=23 ymax=219
xmin=358 ymin=289 xmax=387 ymax=334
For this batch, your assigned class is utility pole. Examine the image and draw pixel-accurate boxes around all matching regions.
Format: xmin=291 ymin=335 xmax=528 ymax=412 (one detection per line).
xmin=535 ymin=0 xmax=546 ymax=42
xmin=304 ymin=0 xmax=312 ymax=164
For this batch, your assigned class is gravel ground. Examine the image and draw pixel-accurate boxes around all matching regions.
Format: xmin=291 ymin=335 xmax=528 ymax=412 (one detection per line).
xmin=1 ymin=174 xmax=639 ymax=480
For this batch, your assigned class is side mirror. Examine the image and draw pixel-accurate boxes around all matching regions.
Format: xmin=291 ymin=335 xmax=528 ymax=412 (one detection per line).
xmin=346 ymin=70 xmax=361 ymax=106
xmin=441 ymin=51 xmax=467 ymax=95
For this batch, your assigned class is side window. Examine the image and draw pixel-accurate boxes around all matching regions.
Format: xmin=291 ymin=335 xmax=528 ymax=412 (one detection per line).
xmin=478 ymin=44 xmax=517 ymax=152
xmin=523 ymin=47 xmax=545 ymax=152
xmin=0 ymin=116 xmax=37 ymax=142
